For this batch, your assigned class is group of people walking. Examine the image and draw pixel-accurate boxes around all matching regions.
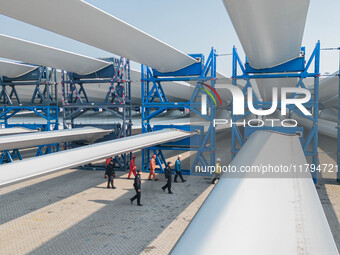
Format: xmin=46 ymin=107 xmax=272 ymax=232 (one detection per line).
xmin=106 ymin=155 xmax=222 ymax=206
xmin=105 ymin=154 xmax=187 ymax=206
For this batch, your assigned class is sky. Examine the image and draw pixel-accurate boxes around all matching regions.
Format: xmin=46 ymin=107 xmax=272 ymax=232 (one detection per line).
xmin=0 ymin=0 xmax=339 ymax=77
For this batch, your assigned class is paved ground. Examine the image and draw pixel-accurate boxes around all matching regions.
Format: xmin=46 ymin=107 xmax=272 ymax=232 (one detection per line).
xmin=0 ymin=170 xmax=214 ymax=255
xmin=316 ymin=134 xmax=340 ymax=251
xmin=0 ymin=131 xmax=339 ymax=254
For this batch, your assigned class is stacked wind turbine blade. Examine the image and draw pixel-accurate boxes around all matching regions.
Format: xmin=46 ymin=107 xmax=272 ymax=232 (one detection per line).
xmin=255 ymin=77 xmax=299 ymax=101
xmin=172 ymin=131 xmax=338 ymax=255
xmin=292 ymin=112 xmax=337 ymax=139
xmin=319 ymin=72 xmax=339 ymax=108
xmin=0 ymin=127 xmax=113 ymax=151
xmin=0 ymin=59 xmax=37 ymax=78
xmin=0 ymin=129 xmax=194 ymax=187
xmin=222 ymin=0 xmax=310 ymax=101
xmin=222 ymin=0 xmax=310 ymax=69
xmin=0 ymin=0 xmax=197 ymax=72
xmin=319 ymin=108 xmax=338 ymax=123
xmin=0 ymin=34 xmax=195 ymax=105
xmin=0 ymin=34 xmax=111 ymax=75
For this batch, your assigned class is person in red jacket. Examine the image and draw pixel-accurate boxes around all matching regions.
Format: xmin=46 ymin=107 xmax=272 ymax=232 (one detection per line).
xmin=104 ymin=157 xmax=112 ymax=178
xmin=128 ymin=155 xmax=137 ymax=179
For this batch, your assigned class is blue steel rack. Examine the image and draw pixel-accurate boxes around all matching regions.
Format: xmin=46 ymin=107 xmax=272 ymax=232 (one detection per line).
xmin=0 ymin=66 xmax=59 ymax=163
xmin=61 ymin=57 xmax=132 ymax=171
xmin=337 ymin=56 xmax=340 ymax=183
xmin=231 ymin=41 xmax=320 ymax=183
xmin=338 ymin=66 xmax=340 ymax=183
xmin=319 ymin=47 xmax=340 ymax=183
xmin=141 ymin=48 xmax=217 ymax=174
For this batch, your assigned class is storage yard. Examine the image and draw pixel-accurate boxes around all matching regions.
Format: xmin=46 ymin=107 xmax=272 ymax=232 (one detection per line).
xmin=0 ymin=0 xmax=339 ymax=254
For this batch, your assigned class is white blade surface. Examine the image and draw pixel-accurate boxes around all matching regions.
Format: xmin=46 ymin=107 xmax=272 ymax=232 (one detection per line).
xmin=172 ymin=131 xmax=338 ymax=255
xmin=222 ymin=0 xmax=310 ymax=69
xmin=319 ymin=108 xmax=338 ymax=123
xmin=319 ymin=73 xmax=339 ymax=108
xmin=0 ymin=34 xmax=110 ymax=75
xmin=0 ymin=59 xmax=37 ymax=78
xmin=0 ymin=129 xmax=193 ymax=186
xmin=0 ymin=127 xmax=38 ymax=136
xmin=293 ymin=112 xmax=337 ymax=139
xmin=0 ymin=0 xmax=196 ymax=72
xmin=0 ymin=127 xmax=112 ymax=151
xmin=255 ymin=77 xmax=298 ymax=101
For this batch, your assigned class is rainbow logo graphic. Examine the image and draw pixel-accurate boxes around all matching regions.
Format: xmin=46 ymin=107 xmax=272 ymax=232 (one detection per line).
xmin=199 ymin=82 xmax=222 ymax=115
xmin=199 ymin=83 xmax=223 ymax=106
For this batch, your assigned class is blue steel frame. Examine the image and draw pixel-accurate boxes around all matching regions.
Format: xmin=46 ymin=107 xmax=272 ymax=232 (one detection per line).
xmin=0 ymin=66 xmax=59 ymax=163
xmin=319 ymin=47 xmax=340 ymax=182
xmin=338 ymin=53 xmax=340 ymax=182
xmin=335 ymin=49 xmax=340 ymax=183
xmin=327 ymin=48 xmax=340 ymax=183
xmin=61 ymin=57 xmax=132 ymax=171
xmin=232 ymin=41 xmax=320 ymax=183
xmin=141 ymin=48 xmax=217 ymax=174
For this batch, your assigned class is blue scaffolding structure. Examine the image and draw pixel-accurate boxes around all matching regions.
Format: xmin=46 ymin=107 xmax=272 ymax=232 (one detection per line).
xmin=61 ymin=57 xmax=132 ymax=170
xmin=231 ymin=41 xmax=320 ymax=183
xmin=141 ymin=48 xmax=217 ymax=174
xmin=321 ymin=47 xmax=340 ymax=182
xmin=337 ymin=58 xmax=340 ymax=183
xmin=0 ymin=66 xmax=59 ymax=163
xmin=320 ymin=46 xmax=340 ymax=183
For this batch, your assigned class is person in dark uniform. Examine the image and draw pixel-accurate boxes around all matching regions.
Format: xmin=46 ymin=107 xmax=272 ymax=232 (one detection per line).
xmin=130 ymin=169 xmax=142 ymax=206
xmin=105 ymin=160 xmax=116 ymax=189
xmin=162 ymin=162 xmax=173 ymax=194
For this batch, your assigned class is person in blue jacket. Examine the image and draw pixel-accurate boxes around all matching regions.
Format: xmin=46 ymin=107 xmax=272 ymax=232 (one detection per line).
xmin=174 ymin=155 xmax=186 ymax=183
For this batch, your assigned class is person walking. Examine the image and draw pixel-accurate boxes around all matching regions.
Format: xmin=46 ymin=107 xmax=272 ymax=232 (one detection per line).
xmin=162 ymin=162 xmax=173 ymax=194
xmin=128 ymin=155 xmax=137 ymax=179
xmin=212 ymin=158 xmax=222 ymax=184
xmin=105 ymin=160 xmax=116 ymax=189
xmin=104 ymin=157 xmax=112 ymax=178
xmin=174 ymin=155 xmax=186 ymax=183
xmin=130 ymin=169 xmax=142 ymax=206
xmin=148 ymin=154 xmax=159 ymax=181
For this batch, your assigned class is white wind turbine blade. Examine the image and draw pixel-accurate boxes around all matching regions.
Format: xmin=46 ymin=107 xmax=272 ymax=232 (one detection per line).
xmin=0 ymin=0 xmax=197 ymax=72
